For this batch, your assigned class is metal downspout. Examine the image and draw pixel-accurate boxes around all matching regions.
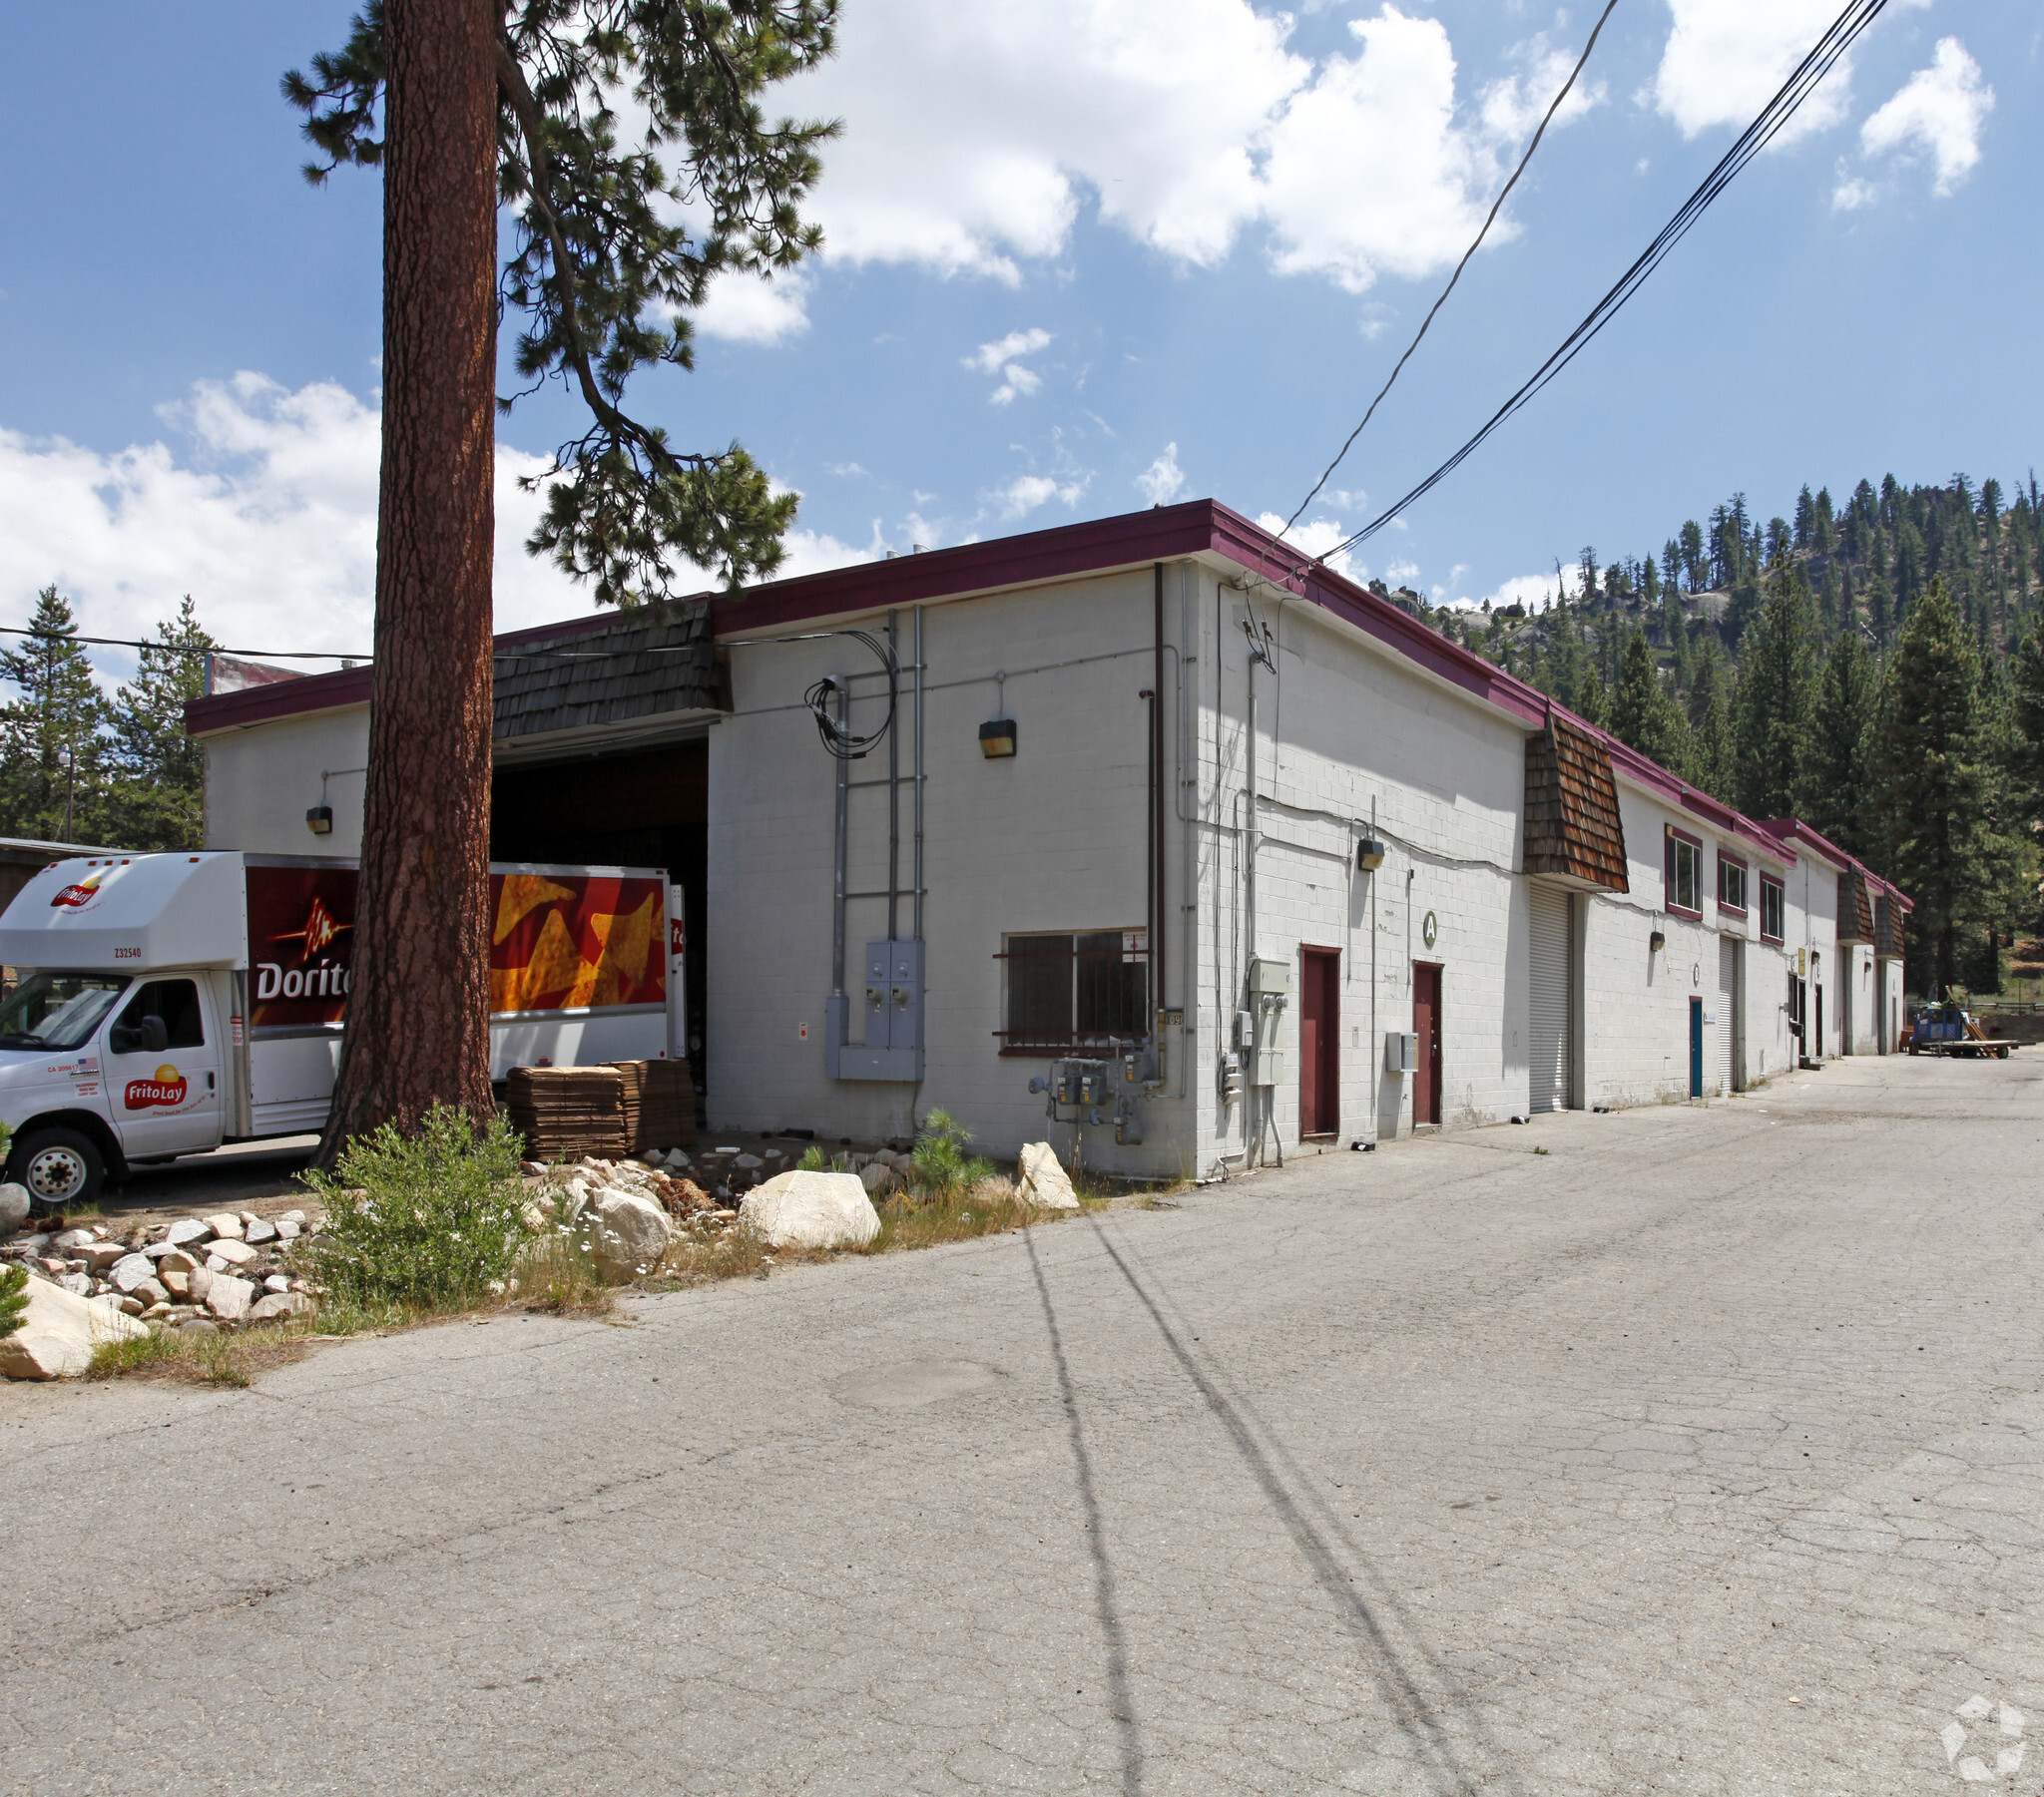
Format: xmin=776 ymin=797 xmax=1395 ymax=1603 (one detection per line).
xmin=887 ymin=610 xmax=900 ymax=944
xmin=913 ymin=608 xmax=925 ymax=944
xmin=1153 ymin=564 xmax=1167 ymax=1048
xmin=832 ymin=679 xmax=849 ymax=1005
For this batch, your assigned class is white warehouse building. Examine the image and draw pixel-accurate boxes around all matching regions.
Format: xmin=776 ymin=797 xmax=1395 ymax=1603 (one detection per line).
xmin=187 ymin=501 xmax=1911 ymax=1180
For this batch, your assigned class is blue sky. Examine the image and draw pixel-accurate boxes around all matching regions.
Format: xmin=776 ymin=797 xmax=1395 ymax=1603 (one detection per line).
xmin=0 ymin=1 xmax=2034 ymax=671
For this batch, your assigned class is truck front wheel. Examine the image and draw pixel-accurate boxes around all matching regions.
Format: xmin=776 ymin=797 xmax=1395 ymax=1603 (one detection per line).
xmin=11 ymin=1128 xmax=107 ymax=1209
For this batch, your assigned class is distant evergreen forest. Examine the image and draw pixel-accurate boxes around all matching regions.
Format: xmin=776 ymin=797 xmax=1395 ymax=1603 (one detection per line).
xmin=1367 ymin=473 xmax=2044 ymax=998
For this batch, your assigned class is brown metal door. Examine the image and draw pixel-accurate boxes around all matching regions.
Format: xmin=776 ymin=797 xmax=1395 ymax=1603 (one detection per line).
xmin=1413 ymin=962 xmax=1442 ymax=1125
xmin=1299 ymin=948 xmax=1339 ymax=1137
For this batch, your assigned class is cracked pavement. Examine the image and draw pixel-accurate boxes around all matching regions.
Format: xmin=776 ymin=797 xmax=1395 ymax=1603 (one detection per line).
xmin=5 ymin=1052 xmax=2043 ymax=1793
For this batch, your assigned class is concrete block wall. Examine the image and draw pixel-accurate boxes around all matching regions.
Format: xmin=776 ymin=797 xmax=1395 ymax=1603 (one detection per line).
xmin=706 ymin=570 xmax=1195 ymax=1176
xmin=1183 ymin=574 xmax=1527 ymax=1174
xmin=1578 ymin=783 xmax=1796 ymax=1107
xmin=203 ymin=705 xmax=372 ymax=855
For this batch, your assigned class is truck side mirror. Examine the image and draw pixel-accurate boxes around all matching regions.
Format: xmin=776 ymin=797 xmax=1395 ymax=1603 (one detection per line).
xmin=111 ymin=1015 xmax=169 ymax=1055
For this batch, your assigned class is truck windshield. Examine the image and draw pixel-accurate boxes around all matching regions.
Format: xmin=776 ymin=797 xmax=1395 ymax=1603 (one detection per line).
xmin=0 ymin=972 xmax=131 ymax=1051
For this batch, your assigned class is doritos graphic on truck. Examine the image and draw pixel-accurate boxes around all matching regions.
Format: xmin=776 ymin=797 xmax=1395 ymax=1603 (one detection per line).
xmin=246 ymin=863 xmax=667 ymax=1033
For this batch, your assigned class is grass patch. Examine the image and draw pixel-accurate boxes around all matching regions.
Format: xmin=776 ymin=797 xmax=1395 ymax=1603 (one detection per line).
xmin=85 ymin=1319 xmax=312 ymax=1388
xmin=869 ymin=1175 xmax=1059 ymax=1250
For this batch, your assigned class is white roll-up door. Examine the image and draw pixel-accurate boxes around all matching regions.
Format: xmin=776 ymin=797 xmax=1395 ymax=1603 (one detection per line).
xmin=1718 ymin=937 xmax=1738 ymax=1094
xmin=1528 ymin=885 xmax=1571 ymax=1114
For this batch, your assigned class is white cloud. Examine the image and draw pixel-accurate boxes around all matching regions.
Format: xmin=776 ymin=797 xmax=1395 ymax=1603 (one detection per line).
xmin=1857 ymin=39 xmax=1992 ymax=196
xmin=1830 ymin=171 xmax=1877 ymax=213
xmin=1486 ymin=572 xmax=1556 ymax=612
xmin=0 ymin=374 xmax=591 ymax=668
xmin=750 ymin=0 xmax=1601 ymax=325
xmin=1478 ymin=35 xmax=1606 ymax=143
xmin=769 ymin=524 xmax=885 ymax=581
xmin=1255 ymin=512 xmax=1356 ymax=578
xmin=993 ymin=473 xmax=1087 ymax=520
xmin=1653 ymin=1 xmax=1857 ymax=144
xmin=965 ymin=327 xmax=1053 ymax=405
xmin=692 ymin=269 xmax=812 ymax=344
xmin=967 ymin=328 xmax=1053 ymax=374
xmin=1135 ymin=443 xmax=1186 ymax=506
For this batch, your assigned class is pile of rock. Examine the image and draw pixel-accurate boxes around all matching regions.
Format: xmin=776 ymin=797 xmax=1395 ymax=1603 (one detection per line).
xmin=1 ymin=1207 xmax=319 ymax=1330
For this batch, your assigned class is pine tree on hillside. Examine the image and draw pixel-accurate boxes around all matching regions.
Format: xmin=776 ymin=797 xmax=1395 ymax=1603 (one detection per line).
xmin=0 ymin=587 xmax=110 ymax=844
xmin=1610 ymin=629 xmax=1693 ymax=776
xmin=1733 ymin=565 xmax=1819 ymax=820
xmin=2009 ymin=623 xmax=2044 ymax=830
xmin=1879 ymin=582 xmax=2012 ymax=993
xmin=1804 ymin=632 xmax=1879 ymax=863
xmin=105 ymin=597 xmax=218 ymax=852
xmin=1687 ymin=636 xmax=1735 ymax=801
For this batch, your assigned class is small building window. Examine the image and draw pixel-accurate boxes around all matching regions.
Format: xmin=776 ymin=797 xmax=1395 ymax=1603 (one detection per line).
xmin=997 ymin=930 xmax=1148 ymax=1055
xmin=1760 ymin=876 xmax=1785 ymax=943
xmin=1719 ymin=854 xmax=1748 ymax=917
xmin=1665 ymin=828 xmax=1703 ymax=919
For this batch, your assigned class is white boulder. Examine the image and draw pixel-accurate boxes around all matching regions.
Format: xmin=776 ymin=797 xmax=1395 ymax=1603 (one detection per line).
xmin=205 ymin=1274 xmax=256 ymax=1322
xmin=740 ymin=1170 xmax=880 ymax=1250
xmin=0 ymin=1274 xmax=148 ymax=1379
xmin=249 ymin=1291 xmax=313 ymax=1323
xmin=0 ymin=1183 xmax=29 ymax=1229
xmin=203 ymin=1213 xmax=245 ymax=1241
xmin=859 ymin=1160 xmax=902 ymax=1199
xmin=1018 ymin=1143 xmax=1081 ymax=1210
xmin=585 ymin=1187 xmax=674 ymax=1280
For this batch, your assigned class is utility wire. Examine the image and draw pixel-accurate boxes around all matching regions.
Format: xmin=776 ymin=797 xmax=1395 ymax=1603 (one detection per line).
xmin=0 ymin=626 xmax=368 ymax=662
xmin=1279 ymin=0 xmax=1620 ymax=542
xmin=1314 ymin=0 xmax=1889 ymax=564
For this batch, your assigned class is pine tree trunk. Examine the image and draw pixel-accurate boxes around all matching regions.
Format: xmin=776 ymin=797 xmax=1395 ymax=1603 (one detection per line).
xmin=320 ymin=0 xmax=499 ymax=1159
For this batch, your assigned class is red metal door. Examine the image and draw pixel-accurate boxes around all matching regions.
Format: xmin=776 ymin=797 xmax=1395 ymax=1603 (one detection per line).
xmin=1299 ymin=948 xmax=1339 ymax=1137
xmin=1413 ymin=963 xmax=1442 ymax=1125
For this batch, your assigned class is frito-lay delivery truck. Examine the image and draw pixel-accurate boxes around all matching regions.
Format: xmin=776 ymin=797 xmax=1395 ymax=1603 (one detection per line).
xmin=0 ymin=852 xmax=683 ymax=1203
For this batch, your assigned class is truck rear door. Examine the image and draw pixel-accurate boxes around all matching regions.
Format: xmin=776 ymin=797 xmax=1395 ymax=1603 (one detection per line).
xmin=103 ymin=975 xmax=225 ymax=1157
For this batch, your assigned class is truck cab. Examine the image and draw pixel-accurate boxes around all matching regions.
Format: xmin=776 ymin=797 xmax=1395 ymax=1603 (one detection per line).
xmin=0 ymin=964 xmax=230 ymax=1203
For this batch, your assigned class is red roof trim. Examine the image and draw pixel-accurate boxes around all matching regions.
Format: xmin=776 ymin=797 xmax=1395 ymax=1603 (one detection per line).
xmin=1759 ymin=818 xmax=1913 ymax=911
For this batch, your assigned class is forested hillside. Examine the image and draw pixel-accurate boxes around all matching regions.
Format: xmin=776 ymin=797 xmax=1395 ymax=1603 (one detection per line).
xmin=1371 ymin=473 xmax=2044 ymax=997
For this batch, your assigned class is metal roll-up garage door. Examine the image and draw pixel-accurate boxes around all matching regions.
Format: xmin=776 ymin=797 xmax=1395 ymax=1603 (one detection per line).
xmin=1718 ymin=937 xmax=1738 ymax=1094
xmin=1528 ymin=885 xmax=1571 ymax=1114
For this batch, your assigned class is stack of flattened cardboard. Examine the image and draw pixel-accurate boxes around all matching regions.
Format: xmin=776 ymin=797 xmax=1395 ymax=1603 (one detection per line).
xmin=607 ymin=1058 xmax=696 ymax=1152
xmin=507 ymin=1065 xmax=628 ymax=1162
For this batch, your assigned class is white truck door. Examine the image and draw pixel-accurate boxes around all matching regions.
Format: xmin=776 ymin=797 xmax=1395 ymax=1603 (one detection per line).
xmin=104 ymin=975 xmax=225 ymax=1158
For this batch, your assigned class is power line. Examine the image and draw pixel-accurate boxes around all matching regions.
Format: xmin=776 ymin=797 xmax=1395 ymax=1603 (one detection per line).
xmin=1315 ymin=0 xmax=1890 ymax=567
xmin=1279 ymin=0 xmax=1619 ymax=542
xmin=0 ymin=626 xmax=368 ymax=662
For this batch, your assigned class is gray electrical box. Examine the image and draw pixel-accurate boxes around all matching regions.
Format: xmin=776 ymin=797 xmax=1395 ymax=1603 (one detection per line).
xmin=828 ymin=937 xmax=924 ymax=1081
xmin=1385 ymin=1031 xmax=1417 ymax=1075
xmin=1248 ymin=957 xmax=1289 ymax=1087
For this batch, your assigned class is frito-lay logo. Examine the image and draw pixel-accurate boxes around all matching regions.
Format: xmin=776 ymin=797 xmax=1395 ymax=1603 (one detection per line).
xmin=51 ymin=872 xmax=104 ymax=908
xmin=124 ymin=1064 xmax=187 ymax=1111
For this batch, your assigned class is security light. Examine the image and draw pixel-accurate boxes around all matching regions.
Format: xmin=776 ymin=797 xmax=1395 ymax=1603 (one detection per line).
xmin=305 ymin=804 xmax=333 ymax=836
xmin=1649 ymin=930 xmax=1666 ymax=953
xmin=1355 ymin=836 xmax=1386 ymax=871
xmin=978 ymin=718 xmax=1017 ymax=758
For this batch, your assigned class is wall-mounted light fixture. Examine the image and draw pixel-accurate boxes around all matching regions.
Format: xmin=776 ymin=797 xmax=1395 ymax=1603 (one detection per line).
xmin=1649 ymin=929 xmax=1666 ymax=953
xmin=1355 ymin=836 xmax=1387 ymax=871
xmin=978 ymin=718 xmax=1017 ymax=759
xmin=305 ymin=804 xmax=334 ymax=836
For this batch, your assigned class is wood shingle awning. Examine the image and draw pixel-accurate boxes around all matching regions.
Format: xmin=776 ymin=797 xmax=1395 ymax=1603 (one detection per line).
xmin=1524 ymin=711 xmax=1629 ymax=892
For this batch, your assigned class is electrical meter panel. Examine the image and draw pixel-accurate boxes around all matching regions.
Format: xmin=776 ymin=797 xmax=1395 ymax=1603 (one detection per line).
xmin=1032 ymin=1046 xmax=1155 ymax=1141
xmin=1384 ymin=1031 xmax=1418 ymax=1075
xmin=1248 ymin=957 xmax=1289 ymax=1087
xmin=827 ymin=937 xmax=924 ymax=1082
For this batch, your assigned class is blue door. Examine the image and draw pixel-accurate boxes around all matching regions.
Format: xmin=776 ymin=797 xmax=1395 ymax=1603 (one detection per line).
xmin=1689 ymin=998 xmax=1704 ymax=1098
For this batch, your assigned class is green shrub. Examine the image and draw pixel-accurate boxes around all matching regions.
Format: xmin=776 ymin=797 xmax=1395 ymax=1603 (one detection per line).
xmin=797 ymin=1143 xmax=827 ymax=1171
xmin=0 ymin=1263 xmax=27 ymax=1341
xmin=298 ymin=1106 xmax=534 ymax=1308
xmin=910 ymin=1109 xmax=993 ymax=1198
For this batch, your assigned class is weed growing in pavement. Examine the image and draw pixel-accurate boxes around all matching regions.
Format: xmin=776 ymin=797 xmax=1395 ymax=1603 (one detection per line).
xmin=298 ymin=1105 xmax=535 ymax=1308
